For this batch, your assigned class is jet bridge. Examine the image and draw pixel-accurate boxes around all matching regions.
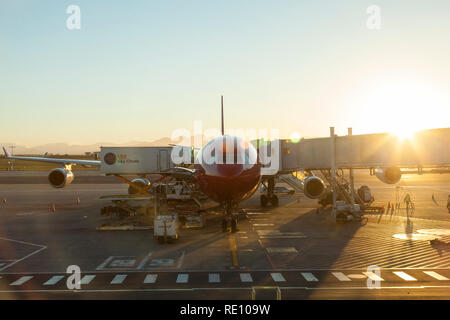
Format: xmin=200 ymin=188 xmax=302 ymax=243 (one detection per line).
xmin=258 ymin=127 xmax=450 ymax=172
xmin=255 ymin=127 xmax=450 ymax=219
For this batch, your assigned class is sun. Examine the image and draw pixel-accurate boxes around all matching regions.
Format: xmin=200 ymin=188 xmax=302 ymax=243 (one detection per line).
xmin=390 ymin=127 xmax=416 ymax=141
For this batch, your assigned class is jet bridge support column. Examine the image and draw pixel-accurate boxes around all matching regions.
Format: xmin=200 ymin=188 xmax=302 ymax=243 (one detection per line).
xmin=348 ymin=127 xmax=356 ymax=206
xmin=330 ymin=127 xmax=336 ymax=217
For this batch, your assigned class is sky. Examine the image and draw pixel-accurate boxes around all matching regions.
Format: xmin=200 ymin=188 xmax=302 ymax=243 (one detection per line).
xmin=1 ymin=0 xmax=450 ymax=147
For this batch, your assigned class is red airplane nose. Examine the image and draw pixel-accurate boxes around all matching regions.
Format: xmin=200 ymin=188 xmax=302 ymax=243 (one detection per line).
xmin=194 ymin=136 xmax=261 ymax=204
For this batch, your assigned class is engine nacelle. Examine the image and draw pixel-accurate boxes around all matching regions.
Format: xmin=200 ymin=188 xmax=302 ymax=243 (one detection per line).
xmin=48 ymin=168 xmax=74 ymax=188
xmin=375 ymin=167 xmax=402 ymax=184
xmin=128 ymin=178 xmax=151 ymax=194
xmin=303 ymin=175 xmax=325 ymax=199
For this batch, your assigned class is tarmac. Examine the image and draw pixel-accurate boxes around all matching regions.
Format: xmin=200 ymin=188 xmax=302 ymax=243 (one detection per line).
xmin=0 ymin=170 xmax=449 ymax=299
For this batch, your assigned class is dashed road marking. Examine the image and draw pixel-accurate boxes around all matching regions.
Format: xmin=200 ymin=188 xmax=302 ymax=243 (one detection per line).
xmin=332 ymin=272 xmax=351 ymax=281
xmin=301 ymin=272 xmax=318 ymax=282
xmin=144 ymin=274 xmax=158 ymax=284
xmin=240 ymin=273 xmax=253 ymax=283
xmin=79 ymin=275 xmax=96 ymax=285
xmin=393 ymin=272 xmax=417 ymax=281
xmin=10 ymin=276 xmax=33 ymax=286
xmin=43 ymin=276 xmax=64 ymax=286
xmin=270 ymin=273 xmax=286 ymax=282
xmin=423 ymin=271 xmax=449 ymax=281
xmin=110 ymin=274 xmax=127 ymax=284
xmin=176 ymin=274 xmax=189 ymax=283
xmin=208 ymin=273 xmax=220 ymax=283
xmin=363 ymin=272 xmax=384 ymax=281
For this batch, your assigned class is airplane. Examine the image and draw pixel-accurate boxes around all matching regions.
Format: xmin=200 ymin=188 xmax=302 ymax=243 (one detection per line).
xmin=1 ymin=97 xmax=329 ymax=233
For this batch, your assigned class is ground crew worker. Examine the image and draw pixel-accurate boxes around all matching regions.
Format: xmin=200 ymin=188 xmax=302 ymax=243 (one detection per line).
xmin=404 ymin=193 xmax=415 ymax=214
xmin=404 ymin=193 xmax=411 ymax=209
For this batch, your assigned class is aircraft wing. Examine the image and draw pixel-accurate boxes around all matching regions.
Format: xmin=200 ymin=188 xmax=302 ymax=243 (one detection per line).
xmin=2 ymin=147 xmax=101 ymax=167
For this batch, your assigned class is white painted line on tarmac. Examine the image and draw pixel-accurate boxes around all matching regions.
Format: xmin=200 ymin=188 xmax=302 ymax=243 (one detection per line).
xmin=176 ymin=274 xmax=189 ymax=283
xmin=110 ymin=274 xmax=127 ymax=284
xmin=0 ymin=237 xmax=47 ymax=272
xmin=266 ymin=247 xmax=298 ymax=253
xmin=96 ymin=256 xmax=115 ymax=270
xmin=10 ymin=276 xmax=33 ymax=286
xmin=43 ymin=276 xmax=64 ymax=286
xmin=332 ymin=272 xmax=351 ymax=281
xmin=79 ymin=275 xmax=96 ymax=285
xmin=240 ymin=273 xmax=253 ymax=283
xmin=393 ymin=272 xmax=417 ymax=281
xmin=363 ymin=272 xmax=384 ymax=281
xmin=144 ymin=274 xmax=158 ymax=284
xmin=301 ymin=272 xmax=318 ymax=282
xmin=208 ymin=273 xmax=221 ymax=283
xmin=137 ymin=253 xmax=153 ymax=270
xmin=423 ymin=271 xmax=449 ymax=281
xmin=271 ymin=273 xmax=286 ymax=282
xmin=177 ymin=251 xmax=186 ymax=269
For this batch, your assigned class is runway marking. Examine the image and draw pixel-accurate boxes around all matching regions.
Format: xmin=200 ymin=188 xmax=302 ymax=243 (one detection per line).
xmin=10 ymin=276 xmax=33 ymax=286
xmin=79 ymin=275 xmax=96 ymax=285
xmin=110 ymin=259 xmax=136 ymax=268
xmin=363 ymin=272 xmax=384 ymax=281
xmin=137 ymin=253 xmax=153 ymax=270
xmin=270 ymin=273 xmax=286 ymax=282
xmin=96 ymin=256 xmax=115 ymax=270
xmin=177 ymin=251 xmax=185 ymax=269
xmin=43 ymin=276 xmax=64 ymax=286
xmin=110 ymin=274 xmax=127 ymax=284
xmin=176 ymin=274 xmax=189 ymax=283
xmin=208 ymin=273 xmax=220 ymax=283
xmin=144 ymin=274 xmax=158 ymax=284
xmin=228 ymin=235 xmax=239 ymax=268
xmin=301 ymin=272 xmax=318 ymax=282
xmin=246 ymin=212 xmax=270 ymax=215
xmin=16 ymin=212 xmax=35 ymax=216
xmin=393 ymin=272 xmax=417 ymax=281
xmin=240 ymin=273 xmax=253 ymax=283
xmin=256 ymin=230 xmax=306 ymax=239
xmin=332 ymin=272 xmax=351 ymax=281
xmin=266 ymin=247 xmax=298 ymax=253
xmin=0 ymin=237 xmax=47 ymax=272
xmin=423 ymin=271 xmax=449 ymax=281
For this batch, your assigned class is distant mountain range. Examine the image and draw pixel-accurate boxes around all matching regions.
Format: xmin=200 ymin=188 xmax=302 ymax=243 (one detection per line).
xmin=0 ymin=135 xmax=218 ymax=155
xmin=1 ymin=137 xmax=175 ymax=155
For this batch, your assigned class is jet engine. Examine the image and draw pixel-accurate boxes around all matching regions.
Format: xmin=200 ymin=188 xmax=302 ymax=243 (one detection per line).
xmin=303 ymin=175 xmax=325 ymax=199
xmin=375 ymin=167 xmax=402 ymax=184
xmin=48 ymin=168 xmax=74 ymax=188
xmin=128 ymin=177 xmax=151 ymax=194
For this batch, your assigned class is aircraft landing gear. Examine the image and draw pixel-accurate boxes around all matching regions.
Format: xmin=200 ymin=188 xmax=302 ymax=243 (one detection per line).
xmin=222 ymin=205 xmax=238 ymax=233
xmin=260 ymin=177 xmax=279 ymax=207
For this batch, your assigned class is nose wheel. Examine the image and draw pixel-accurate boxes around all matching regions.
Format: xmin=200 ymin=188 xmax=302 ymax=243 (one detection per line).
xmin=222 ymin=216 xmax=238 ymax=233
xmin=222 ymin=205 xmax=238 ymax=233
xmin=260 ymin=177 xmax=279 ymax=207
xmin=260 ymin=194 xmax=279 ymax=207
